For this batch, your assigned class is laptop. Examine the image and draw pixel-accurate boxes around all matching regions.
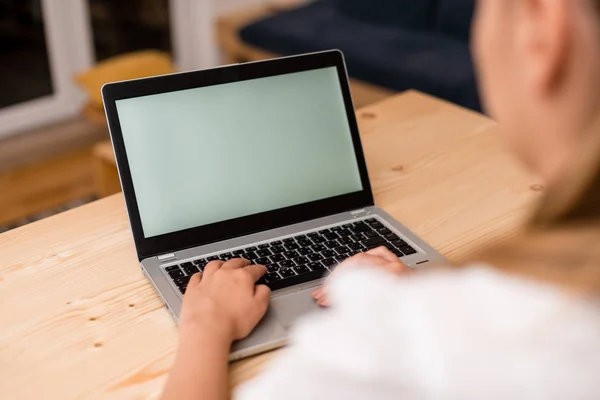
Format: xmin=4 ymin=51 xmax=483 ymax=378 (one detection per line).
xmin=102 ymin=50 xmax=446 ymax=360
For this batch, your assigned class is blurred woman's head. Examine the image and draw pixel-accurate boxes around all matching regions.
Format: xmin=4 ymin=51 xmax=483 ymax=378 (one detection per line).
xmin=473 ymin=0 xmax=600 ymax=183
xmin=466 ymin=0 xmax=600 ymax=293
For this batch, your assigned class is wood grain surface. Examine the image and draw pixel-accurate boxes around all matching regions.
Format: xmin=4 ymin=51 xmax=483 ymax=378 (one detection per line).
xmin=0 ymin=91 xmax=541 ymax=399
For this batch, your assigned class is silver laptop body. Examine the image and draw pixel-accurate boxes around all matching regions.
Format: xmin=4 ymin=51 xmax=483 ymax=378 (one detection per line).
xmin=102 ymin=50 xmax=447 ymax=361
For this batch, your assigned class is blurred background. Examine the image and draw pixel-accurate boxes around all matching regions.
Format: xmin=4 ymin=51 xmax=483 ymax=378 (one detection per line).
xmin=0 ymin=0 xmax=478 ymax=233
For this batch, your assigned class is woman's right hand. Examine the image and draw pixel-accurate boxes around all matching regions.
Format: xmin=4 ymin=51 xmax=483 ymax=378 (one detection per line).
xmin=311 ymin=246 xmax=413 ymax=307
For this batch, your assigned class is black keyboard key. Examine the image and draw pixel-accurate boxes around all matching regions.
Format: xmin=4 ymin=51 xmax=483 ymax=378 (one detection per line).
xmin=178 ymin=286 xmax=187 ymax=294
xmin=258 ymin=244 xmax=270 ymax=249
xmin=364 ymin=231 xmax=378 ymax=238
xmin=318 ymin=229 xmax=330 ymax=235
xmin=383 ymin=243 xmax=397 ymax=252
xmin=257 ymin=249 xmax=272 ymax=257
xmin=338 ymin=229 xmax=352 ymax=237
xmin=297 ymin=247 xmax=313 ymax=256
xmin=271 ymin=245 xmax=286 ymax=254
xmin=331 ymin=226 xmax=342 ymax=232
xmin=193 ymin=258 xmax=206 ymax=265
xmin=271 ymin=240 xmax=282 ymax=246
xmin=365 ymin=218 xmax=378 ymax=224
xmin=266 ymin=263 xmax=280 ymax=272
xmin=324 ymin=232 xmax=339 ymax=241
xmin=311 ymin=244 xmax=326 ymax=252
xmin=174 ymin=276 xmax=191 ymax=287
xmin=334 ymin=246 xmax=350 ymax=255
xmin=165 ymin=265 xmax=180 ymax=272
xmin=364 ymin=237 xmax=387 ymax=249
xmin=307 ymin=232 xmax=319 ymax=237
xmin=246 ymin=246 xmax=257 ymax=252
xmin=339 ymin=237 xmax=353 ymax=245
xmin=279 ymin=268 xmax=296 ymax=278
xmin=264 ymin=272 xmax=282 ymax=283
xmin=296 ymin=235 xmax=307 ymax=240
xmin=284 ymin=250 xmax=299 ymax=259
xmin=285 ymin=242 xmax=300 ymax=251
xmin=207 ymin=255 xmax=220 ymax=262
xmin=232 ymin=250 xmax=245 ymax=256
xmin=195 ymin=262 xmax=207 ymax=271
xmin=307 ymin=253 xmax=323 ymax=261
xmin=242 ymin=252 xmax=257 ymax=260
xmin=220 ymin=252 xmax=233 ymax=260
xmin=334 ymin=255 xmax=348 ymax=263
xmin=392 ymin=249 xmax=404 ymax=257
xmin=293 ymin=256 xmax=309 ymax=266
xmin=183 ymin=265 xmax=199 ymax=275
xmin=297 ymin=238 xmax=313 ymax=247
xmin=348 ymin=242 xmax=364 ymax=251
xmin=280 ymin=260 xmax=295 ymax=268
xmin=168 ymin=269 xmax=184 ymax=279
xmin=377 ymin=227 xmax=392 ymax=235
xmin=384 ymin=233 xmax=400 ymax=241
xmin=266 ymin=267 xmax=328 ymax=291
xmin=308 ymin=262 xmax=325 ymax=272
xmin=293 ymin=265 xmax=311 ymax=275
xmin=400 ymin=246 xmax=417 ymax=255
xmin=322 ymin=249 xmax=336 ymax=258
xmin=353 ymin=223 xmax=371 ymax=233
xmin=325 ymin=240 xmax=339 ymax=249
xmin=283 ymin=238 xmax=296 ymax=244
xmin=350 ymin=233 xmax=365 ymax=242
xmin=322 ymin=258 xmax=336 ymax=267
xmin=370 ymin=221 xmax=384 ymax=229
xmin=180 ymin=262 xmax=193 ymax=268
xmin=391 ymin=239 xmax=408 ymax=248
xmin=270 ymin=253 xmax=285 ymax=263
xmin=312 ymin=236 xmax=326 ymax=244
xmin=256 ymin=257 xmax=270 ymax=265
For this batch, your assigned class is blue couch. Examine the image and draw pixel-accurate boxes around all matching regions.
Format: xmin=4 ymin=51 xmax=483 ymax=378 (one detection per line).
xmin=240 ymin=0 xmax=481 ymax=112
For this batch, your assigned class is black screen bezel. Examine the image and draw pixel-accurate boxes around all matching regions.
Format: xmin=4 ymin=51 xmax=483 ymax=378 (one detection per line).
xmin=102 ymin=50 xmax=374 ymax=260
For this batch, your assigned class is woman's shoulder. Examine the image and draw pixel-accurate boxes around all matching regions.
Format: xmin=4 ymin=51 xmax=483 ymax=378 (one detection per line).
xmin=237 ymin=266 xmax=600 ymax=400
xmin=293 ymin=266 xmax=600 ymax=396
xmin=323 ymin=265 xmax=600 ymax=344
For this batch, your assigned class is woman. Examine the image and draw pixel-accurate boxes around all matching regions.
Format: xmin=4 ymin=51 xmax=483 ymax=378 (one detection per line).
xmin=161 ymin=0 xmax=600 ymax=398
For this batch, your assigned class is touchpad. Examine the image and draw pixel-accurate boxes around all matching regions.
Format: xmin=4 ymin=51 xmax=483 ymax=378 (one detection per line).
xmin=271 ymin=287 xmax=322 ymax=329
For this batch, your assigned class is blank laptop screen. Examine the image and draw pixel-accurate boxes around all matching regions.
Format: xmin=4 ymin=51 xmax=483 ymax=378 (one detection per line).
xmin=115 ymin=67 xmax=363 ymax=238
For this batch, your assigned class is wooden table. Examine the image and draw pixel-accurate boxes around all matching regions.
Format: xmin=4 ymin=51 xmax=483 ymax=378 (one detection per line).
xmin=0 ymin=91 xmax=541 ymax=399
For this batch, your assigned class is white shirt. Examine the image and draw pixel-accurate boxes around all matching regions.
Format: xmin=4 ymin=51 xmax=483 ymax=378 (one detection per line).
xmin=236 ymin=266 xmax=600 ymax=400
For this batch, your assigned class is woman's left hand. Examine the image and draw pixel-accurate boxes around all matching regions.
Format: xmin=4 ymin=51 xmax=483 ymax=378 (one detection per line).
xmin=179 ymin=258 xmax=271 ymax=343
xmin=161 ymin=259 xmax=270 ymax=400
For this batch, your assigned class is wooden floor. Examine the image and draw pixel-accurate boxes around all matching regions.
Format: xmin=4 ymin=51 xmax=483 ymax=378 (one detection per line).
xmin=0 ymin=117 xmax=109 ymax=228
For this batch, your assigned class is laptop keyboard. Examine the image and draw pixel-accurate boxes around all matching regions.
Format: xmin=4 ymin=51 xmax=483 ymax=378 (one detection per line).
xmin=164 ymin=218 xmax=417 ymax=295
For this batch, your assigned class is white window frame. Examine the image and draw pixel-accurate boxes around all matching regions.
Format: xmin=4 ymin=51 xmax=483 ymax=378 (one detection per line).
xmin=171 ymin=0 xmax=218 ymax=71
xmin=0 ymin=0 xmax=93 ymax=139
xmin=0 ymin=0 xmax=217 ymax=139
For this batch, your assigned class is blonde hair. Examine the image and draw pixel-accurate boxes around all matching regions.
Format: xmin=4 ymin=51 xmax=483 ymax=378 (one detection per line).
xmin=469 ymin=116 xmax=600 ymax=294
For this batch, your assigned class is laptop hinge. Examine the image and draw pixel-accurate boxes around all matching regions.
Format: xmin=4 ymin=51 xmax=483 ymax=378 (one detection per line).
xmin=157 ymin=253 xmax=177 ymax=263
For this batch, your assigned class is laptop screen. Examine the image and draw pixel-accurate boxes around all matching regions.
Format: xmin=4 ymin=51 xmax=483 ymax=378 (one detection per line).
xmin=115 ymin=66 xmax=363 ymax=238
